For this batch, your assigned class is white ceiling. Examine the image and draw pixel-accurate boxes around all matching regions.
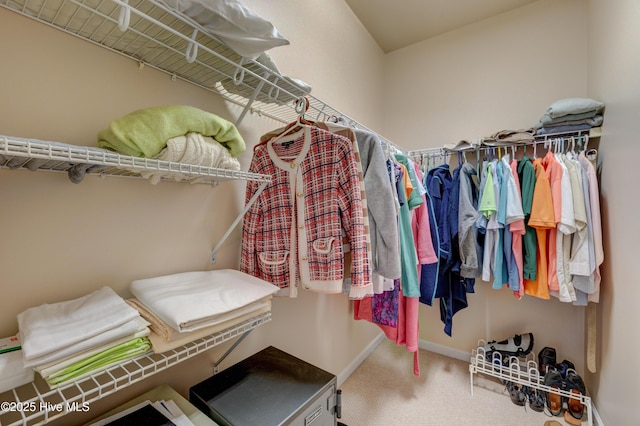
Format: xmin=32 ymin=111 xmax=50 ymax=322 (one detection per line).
xmin=344 ymin=0 xmax=539 ymax=53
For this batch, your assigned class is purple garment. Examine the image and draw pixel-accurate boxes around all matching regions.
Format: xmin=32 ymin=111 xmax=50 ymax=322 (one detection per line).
xmin=372 ymin=279 xmax=400 ymax=328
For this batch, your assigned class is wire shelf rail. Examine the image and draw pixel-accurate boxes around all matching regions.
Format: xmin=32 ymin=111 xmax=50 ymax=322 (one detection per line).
xmin=0 ymin=312 xmax=271 ymax=426
xmin=0 ymin=135 xmax=271 ymax=185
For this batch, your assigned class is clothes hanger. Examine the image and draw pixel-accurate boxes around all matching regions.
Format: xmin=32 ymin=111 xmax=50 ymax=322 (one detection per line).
xmin=570 ymin=136 xmax=575 ymax=154
xmin=253 ymin=97 xmax=314 ymax=153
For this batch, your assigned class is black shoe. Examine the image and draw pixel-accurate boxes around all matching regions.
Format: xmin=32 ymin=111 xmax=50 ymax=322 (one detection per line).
xmin=565 ymin=370 xmax=586 ymax=421
xmin=555 ymin=359 xmax=575 ymax=379
xmin=505 ymin=381 xmax=527 ymax=406
xmin=538 ymin=346 xmax=557 ymax=376
xmin=524 ymin=385 xmax=546 ymax=412
xmin=483 ymin=333 xmax=535 ymax=358
xmin=544 ymin=369 xmax=565 ymax=416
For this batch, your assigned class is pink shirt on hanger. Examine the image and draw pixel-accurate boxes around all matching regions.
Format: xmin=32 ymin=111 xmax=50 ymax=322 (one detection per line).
xmin=411 ymin=163 xmax=438 ymax=266
xmin=510 ymin=159 xmax=526 ymax=299
xmin=542 ymin=151 xmax=562 ymax=292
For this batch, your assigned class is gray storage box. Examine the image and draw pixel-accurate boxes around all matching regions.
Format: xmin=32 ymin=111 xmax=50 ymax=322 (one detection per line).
xmin=190 ymin=346 xmax=338 ymax=426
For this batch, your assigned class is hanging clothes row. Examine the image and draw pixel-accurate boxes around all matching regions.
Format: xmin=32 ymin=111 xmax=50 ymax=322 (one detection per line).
xmin=408 ymin=130 xmax=604 ymax=334
xmin=353 ymin=146 xmax=441 ymax=376
xmin=240 ymin=98 xmax=444 ymax=376
xmin=239 ymin=96 xmax=604 ymax=374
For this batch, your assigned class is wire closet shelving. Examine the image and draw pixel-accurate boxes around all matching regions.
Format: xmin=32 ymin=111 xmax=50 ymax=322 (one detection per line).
xmin=0 ymin=0 xmax=605 ymax=424
xmin=0 ymin=0 xmax=401 ymax=260
xmin=0 ymin=0 xmax=330 ymax=423
xmin=0 ymin=312 xmax=271 ymax=426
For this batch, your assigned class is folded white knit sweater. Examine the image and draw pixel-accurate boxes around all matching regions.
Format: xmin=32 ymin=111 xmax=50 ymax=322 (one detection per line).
xmin=140 ymin=132 xmax=241 ymax=184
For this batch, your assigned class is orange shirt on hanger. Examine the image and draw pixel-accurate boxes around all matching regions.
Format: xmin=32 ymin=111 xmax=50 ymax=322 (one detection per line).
xmin=524 ymin=158 xmax=556 ymax=300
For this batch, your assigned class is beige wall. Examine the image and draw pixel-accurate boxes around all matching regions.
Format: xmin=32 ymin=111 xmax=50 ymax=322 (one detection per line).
xmin=1 ymin=0 xmax=634 ymax=424
xmin=0 ymin=0 xmax=383 ymax=424
xmin=382 ymin=0 xmax=591 ymax=374
xmin=382 ymin=0 xmax=587 ymax=149
xmin=586 ymin=1 xmax=640 ymax=425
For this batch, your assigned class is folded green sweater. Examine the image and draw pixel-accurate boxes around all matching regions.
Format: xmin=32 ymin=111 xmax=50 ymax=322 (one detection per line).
xmin=45 ymin=337 xmax=151 ymax=386
xmin=97 ymin=105 xmax=246 ymax=158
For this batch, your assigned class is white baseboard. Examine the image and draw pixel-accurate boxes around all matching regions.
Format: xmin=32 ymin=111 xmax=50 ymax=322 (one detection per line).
xmin=591 ymin=403 xmax=604 ymax=426
xmin=337 ymin=333 xmax=385 ymax=386
xmin=418 ymin=339 xmax=471 ymax=362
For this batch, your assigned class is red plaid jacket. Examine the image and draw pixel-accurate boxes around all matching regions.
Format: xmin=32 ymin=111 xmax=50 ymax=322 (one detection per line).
xmin=241 ymin=126 xmax=372 ymax=299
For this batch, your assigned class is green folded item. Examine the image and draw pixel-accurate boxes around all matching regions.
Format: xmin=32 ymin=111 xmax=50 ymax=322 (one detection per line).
xmin=97 ymin=105 xmax=246 ymax=158
xmin=45 ymin=337 xmax=151 ymax=386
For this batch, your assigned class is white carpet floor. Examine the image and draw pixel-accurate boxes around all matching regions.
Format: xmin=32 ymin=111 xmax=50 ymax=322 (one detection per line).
xmin=338 ymin=339 xmax=580 ymax=426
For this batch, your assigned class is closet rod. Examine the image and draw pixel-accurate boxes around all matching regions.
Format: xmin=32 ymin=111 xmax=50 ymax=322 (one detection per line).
xmin=383 ymin=139 xmax=408 ymax=154
xmin=472 ymin=133 xmax=594 ymax=154
xmin=533 ymin=127 xmax=597 ymax=140
xmin=408 ymin=127 xmax=599 ymax=159
xmin=291 ymin=96 xmax=407 ymax=155
xmin=406 ymin=147 xmax=446 ymax=157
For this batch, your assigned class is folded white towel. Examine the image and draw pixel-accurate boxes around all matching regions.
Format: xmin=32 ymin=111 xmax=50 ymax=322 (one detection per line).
xmin=18 ymin=286 xmax=140 ymax=361
xmin=128 ymin=297 xmax=267 ymax=343
xmin=148 ymin=299 xmax=271 ymax=354
xmin=23 ymin=316 xmax=148 ymax=368
xmin=130 ymin=269 xmax=279 ymax=332
xmin=0 ymin=350 xmax=34 ymax=393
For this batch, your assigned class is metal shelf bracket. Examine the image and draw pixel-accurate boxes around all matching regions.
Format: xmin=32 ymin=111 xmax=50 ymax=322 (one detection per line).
xmin=210 ymin=180 xmax=269 ymax=264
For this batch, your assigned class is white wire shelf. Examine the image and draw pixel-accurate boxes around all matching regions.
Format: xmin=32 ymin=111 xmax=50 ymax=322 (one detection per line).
xmin=0 ymin=311 xmax=271 ymax=426
xmin=0 ymin=0 xmax=331 ymax=128
xmin=0 ymin=0 xmax=398 ymax=146
xmin=0 ymin=135 xmax=271 ymax=185
xmin=469 ymin=340 xmax=592 ymax=426
xmin=0 ymin=0 xmax=299 ymax=124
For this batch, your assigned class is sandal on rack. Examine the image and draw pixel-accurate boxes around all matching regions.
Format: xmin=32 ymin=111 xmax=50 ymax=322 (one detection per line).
xmin=544 ymin=369 xmax=565 ymax=416
xmin=505 ymin=381 xmax=527 ymax=406
xmin=564 ymin=370 xmax=586 ymax=424
xmin=524 ymin=386 xmax=546 ymax=413
xmin=555 ymin=359 xmax=576 ymax=379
